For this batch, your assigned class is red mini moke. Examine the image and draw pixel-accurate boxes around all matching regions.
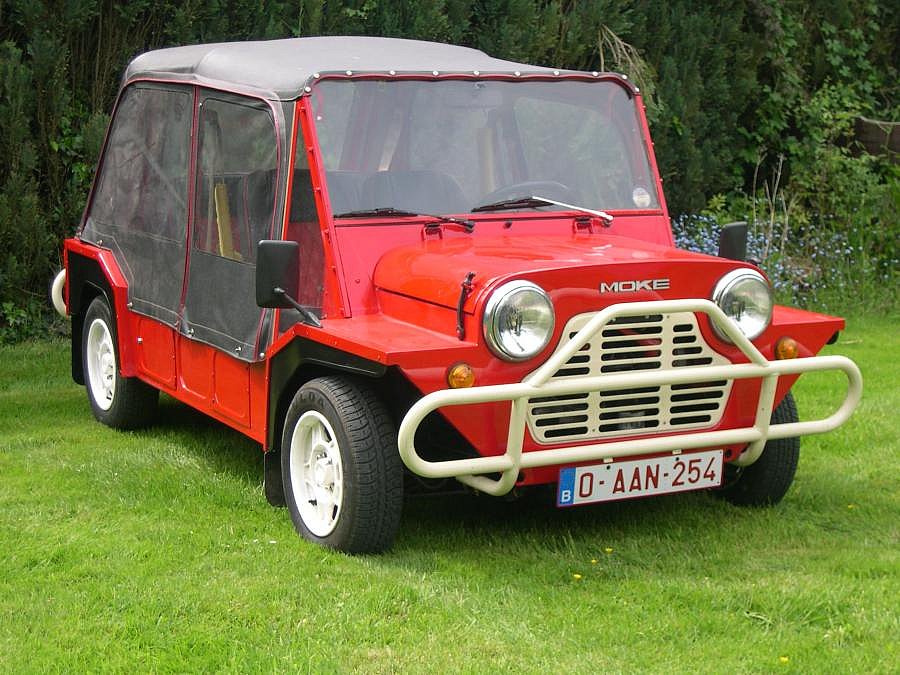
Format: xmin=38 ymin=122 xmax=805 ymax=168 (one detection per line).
xmin=53 ymin=37 xmax=862 ymax=553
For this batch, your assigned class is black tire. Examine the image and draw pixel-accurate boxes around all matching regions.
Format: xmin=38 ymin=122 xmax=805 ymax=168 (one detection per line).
xmin=720 ymin=392 xmax=800 ymax=506
xmin=281 ymin=376 xmax=403 ymax=553
xmin=82 ymin=296 xmax=158 ymax=429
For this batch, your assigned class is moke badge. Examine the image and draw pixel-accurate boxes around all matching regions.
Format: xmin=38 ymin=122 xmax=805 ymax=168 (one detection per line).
xmin=599 ymin=278 xmax=670 ymax=293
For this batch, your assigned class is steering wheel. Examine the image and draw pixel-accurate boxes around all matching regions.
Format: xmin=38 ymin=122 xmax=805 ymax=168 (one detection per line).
xmin=478 ymin=180 xmax=578 ymax=205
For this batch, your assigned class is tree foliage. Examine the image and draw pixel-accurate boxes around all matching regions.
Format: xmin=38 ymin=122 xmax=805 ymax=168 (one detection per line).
xmin=0 ymin=0 xmax=897 ymax=339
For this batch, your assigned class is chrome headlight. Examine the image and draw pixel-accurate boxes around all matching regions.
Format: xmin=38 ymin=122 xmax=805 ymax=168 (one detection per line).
xmin=483 ymin=281 xmax=555 ymax=361
xmin=712 ymin=269 xmax=773 ymax=342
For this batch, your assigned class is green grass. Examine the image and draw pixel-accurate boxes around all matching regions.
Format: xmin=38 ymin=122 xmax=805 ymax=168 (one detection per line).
xmin=1 ymin=317 xmax=897 ymax=673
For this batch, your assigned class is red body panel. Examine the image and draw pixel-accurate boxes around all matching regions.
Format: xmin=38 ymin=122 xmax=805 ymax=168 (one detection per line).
xmin=136 ymin=316 xmax=177 ymax=388
xmin=65 ymin=238 xmax=268 ymax=443
xmin=276 ymin=226 xmax=840 ymax=486
xmin=334 ymin=214 xmax=673 ymax=315
xmin=65 ymin=211 xmax=844 ymax=477
xmin=345 ymin=228 xmax=840 ymax=481
xmin=66 ymin=238 xmax=139 ymax=378
xmin=63 ymin=72 xmax=847 ymax=490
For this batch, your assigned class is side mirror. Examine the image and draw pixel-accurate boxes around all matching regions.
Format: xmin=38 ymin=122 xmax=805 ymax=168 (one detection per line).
xmin=717 ymin=221 xmax=747 ymax=261
xmin=256 ymin=240 xmax=299 ymax=308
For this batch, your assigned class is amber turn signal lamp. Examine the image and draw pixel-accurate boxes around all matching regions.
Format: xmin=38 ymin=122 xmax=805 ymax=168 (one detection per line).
xmin=447 ymin=363 xmax=476 ymax=388
xmin=775 ymin=336 xmax=799 ymax=360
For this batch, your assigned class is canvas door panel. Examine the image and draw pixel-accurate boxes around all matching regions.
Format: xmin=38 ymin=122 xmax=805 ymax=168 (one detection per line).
xmin=81 ymin=84 xmax=192 ymax=327
xmin=181 ymin=93 xmax=277 ymax=359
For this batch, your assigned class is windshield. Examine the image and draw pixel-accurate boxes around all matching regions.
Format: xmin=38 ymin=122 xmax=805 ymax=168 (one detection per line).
xmin=310 ymin=79 xmax=659 ymax=218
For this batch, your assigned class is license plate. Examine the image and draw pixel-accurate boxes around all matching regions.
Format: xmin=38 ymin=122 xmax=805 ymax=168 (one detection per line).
xmin=557 ymin=450 xmax=724 ymax=507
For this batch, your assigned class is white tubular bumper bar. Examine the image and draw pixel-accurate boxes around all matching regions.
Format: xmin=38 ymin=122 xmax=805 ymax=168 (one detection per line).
xmin=397 ymin=299 xmax=862 ymax=496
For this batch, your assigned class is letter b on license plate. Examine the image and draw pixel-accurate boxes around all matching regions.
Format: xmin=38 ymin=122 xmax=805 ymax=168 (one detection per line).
xmin=557 ymin=450 xmax=724 ymax=507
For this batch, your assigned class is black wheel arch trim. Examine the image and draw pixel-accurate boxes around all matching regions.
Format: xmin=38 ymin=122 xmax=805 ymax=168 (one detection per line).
xmin=266 ymin=336 xmax=387 ymax=450
xmin=68 ymin=251 xmax=116 ymax=385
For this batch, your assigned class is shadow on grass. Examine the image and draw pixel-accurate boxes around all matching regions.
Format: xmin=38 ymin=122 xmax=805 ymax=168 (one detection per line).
xmin=134 ymin=394 xmax=263 ymax=484
xmin=396 ymin=486 xmax=726 ymax=556
xmin=129 ymin=395 xmax=736 ymax=559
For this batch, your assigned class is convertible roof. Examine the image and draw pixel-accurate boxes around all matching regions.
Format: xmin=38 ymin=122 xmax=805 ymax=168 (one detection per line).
xmin=125 ymin=36 xmax=567 ymax=101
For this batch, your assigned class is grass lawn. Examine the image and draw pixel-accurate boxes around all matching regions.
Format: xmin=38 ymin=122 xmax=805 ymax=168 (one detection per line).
xmin=1 ymin=315 xmax=897 ymax=673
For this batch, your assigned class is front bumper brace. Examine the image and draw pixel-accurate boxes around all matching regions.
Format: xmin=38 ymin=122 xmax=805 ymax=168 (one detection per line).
xmin=397 ymin=299 xmax=862 ymax=496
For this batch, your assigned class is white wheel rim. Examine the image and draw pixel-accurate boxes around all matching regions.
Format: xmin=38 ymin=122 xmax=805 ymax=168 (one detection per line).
xmin=290 ymin=410 xmax=344 ymax=537
xmin=86 ymin=318 xmax=116 ymax=411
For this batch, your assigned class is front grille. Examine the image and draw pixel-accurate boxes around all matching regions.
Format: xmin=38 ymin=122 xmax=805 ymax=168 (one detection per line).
xmin=526 ymin=312 xmax=732 ymax=444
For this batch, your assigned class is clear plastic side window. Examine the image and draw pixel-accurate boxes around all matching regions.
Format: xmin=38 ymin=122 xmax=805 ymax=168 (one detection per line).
xmin=279 ymin=117 xmax=325 ymax=333
xmin=82 ymin=85 xmax=191 ymax=325
xmin=193 ymin=98 xmax=277 ymax=262
xmin=182 ymin=94 xmax=278 ymax=359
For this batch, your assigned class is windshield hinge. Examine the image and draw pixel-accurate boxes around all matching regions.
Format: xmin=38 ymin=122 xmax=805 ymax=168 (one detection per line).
xmin=573 ymin=215 xmax=608 ymax=233
xmin=422 ymin=223 xmax=444 ymax=240
xmin=456 ymin=272 xmax=476 ymax=340
xmin=423 ymin=219 xmax=475 ymax=240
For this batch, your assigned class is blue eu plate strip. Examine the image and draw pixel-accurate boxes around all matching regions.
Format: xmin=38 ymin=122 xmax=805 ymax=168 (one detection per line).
xmin=557 ymin=467 xmax=576 ymax=506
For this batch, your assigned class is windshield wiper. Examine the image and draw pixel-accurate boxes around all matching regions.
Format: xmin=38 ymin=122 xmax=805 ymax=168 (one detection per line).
xmin=472 ymin=195 xmax=613 ymax=224
xmin=471 ymin=197 xmax=550 ymax=213
xmin=334 ymin=207 xmax=474 ymax=232
xmin=334 ymin=207 xmax=421 ymax=218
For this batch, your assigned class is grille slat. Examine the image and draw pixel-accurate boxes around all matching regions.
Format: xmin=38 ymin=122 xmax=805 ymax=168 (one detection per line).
xmin=600 ymin=350 xmax=663 ymax=362
xmin=531 ymin=393 xmax=588 ymax=403
xmin=599 ymin=395 xmax=661 ymax=408
xmin=526 ymin=311 xmax=732 ymax=444
xmin=672 ymin=380 xmax=727 ymax=390
xmin=530 ymin=403 xmax=589 ymax=416
xmin=599 ymin=340 xmax=664 ymax=352
xmin=601 ymin=362 xmax=662 ymax=373
xmin=554 ymin=366 xmax=590 ymax=377
xmin=597 ymin=401 xmax=662 ymax=414
xmin=601 ymin=326 xmax=663 ymax=337
xmin=535 ymin=414 xmax=589 ymax=427
xmin=671 ymin=390 xmax=724 ymax=402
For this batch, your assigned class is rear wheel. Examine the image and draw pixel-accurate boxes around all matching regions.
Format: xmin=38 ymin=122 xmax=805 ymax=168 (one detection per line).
xmin=720 ymin=392 xmax=800 ymax=506
xmin=82 ymin=296 xmax=158 ymax=429
xmin=281 ymin=376 xmax=403 ymax=553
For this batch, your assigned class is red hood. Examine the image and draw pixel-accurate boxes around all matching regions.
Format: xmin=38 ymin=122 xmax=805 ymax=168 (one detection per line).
xmin=373 ymin=234 xmax=750 ymax=310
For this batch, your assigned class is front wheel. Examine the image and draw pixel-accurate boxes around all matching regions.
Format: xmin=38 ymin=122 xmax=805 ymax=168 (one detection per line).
xmin=281 ymin=376 xmax=403 ymax=553
xmin=82 ymin=296 xmax=158 ymax=429
xmin=719 ymin=392 xmax=800 ymax=506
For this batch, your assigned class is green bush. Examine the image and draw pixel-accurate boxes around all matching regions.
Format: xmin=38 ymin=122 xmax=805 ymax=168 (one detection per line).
xmin=0 ymin=0 xmax=897 ymax=342
xmin=0 ymin=41 xmax=53 ymax=343
xmin=647 ymin=0 xmax=898 ymax=315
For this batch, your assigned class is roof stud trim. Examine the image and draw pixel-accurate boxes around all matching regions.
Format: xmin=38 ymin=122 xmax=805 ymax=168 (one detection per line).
xmin=473 ymin=70 xmax=480 ymax=76
xmin=432 ymin=70 xmax=439 ymax=76
xmin=514 ymin=70 xmax=521 ymax=77
xmin=553 ymin=70 xmax=560 ymax=76
xmin=313 ymin=72 xmax=320 ymax=78
xmin=345 ymin=70 xmax=353 ymax=76
xmin=389 ymin=70 xmax=396 ymax=75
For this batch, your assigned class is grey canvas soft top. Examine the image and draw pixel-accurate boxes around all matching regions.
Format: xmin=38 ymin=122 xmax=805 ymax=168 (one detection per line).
xmin=125 ymin=36 xmax=567 ymax=101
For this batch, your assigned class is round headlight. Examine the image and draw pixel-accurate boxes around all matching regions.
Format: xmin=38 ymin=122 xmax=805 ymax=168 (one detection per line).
xmin=483 ymin=281 xmax=555 ymax=361
xmin=711 ymin=269 xmax=773 ymax=342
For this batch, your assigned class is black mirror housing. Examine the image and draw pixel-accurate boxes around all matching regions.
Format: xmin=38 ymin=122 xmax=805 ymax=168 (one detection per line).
xmin=717 ymin=221 xmax=748 ymax=261
xmin=256 ymin=240 xmax=299 ymax=308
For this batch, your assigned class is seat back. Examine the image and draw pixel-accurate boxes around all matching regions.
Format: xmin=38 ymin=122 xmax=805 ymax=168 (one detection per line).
xmin=359 ymin=170 xmax=467 ymax=215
